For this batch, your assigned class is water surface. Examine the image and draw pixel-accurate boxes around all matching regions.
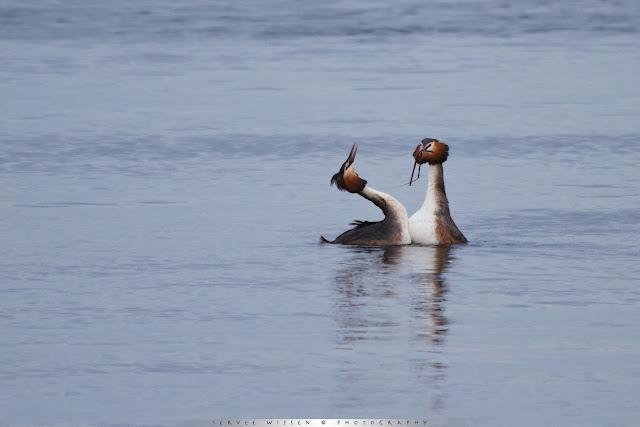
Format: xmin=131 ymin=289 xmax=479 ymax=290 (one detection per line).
xmin=1 ymin=1 xmax=640 ymax=425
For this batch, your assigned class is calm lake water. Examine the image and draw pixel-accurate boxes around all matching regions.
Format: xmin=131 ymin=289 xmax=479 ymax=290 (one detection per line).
xmin=2 ymin=1 xmax=640 ymax=425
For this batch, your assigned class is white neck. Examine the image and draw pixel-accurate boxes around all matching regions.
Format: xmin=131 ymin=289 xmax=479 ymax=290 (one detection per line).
xmin=360 ymin=186 xmax=386 ymax=206
xmin=360 ymin=186 xmax=409 ymax=221
xmin=409 ymin=163 xmax=467 ymax=245
xmin=420 ymin=164 xmax=450 ymax=215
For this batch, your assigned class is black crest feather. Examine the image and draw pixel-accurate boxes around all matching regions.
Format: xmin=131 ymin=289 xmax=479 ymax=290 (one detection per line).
xmin=330 ymin=171 xmax=346 ymax=191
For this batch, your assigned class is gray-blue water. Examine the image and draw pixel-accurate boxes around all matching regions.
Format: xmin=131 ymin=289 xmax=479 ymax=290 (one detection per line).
xmin=2 ymin=1 xmax=640 ymax=425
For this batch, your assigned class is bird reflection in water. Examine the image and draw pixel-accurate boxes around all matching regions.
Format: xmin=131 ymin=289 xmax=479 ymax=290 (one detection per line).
xmin=333 ymin=244 xmax=455 ymax=412
xmin=412 ymin=245 xmax=452 ymax=347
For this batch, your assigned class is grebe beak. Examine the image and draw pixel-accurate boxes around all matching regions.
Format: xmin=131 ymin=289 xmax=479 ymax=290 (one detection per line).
xmin=346 ymin=144 xmax=358 ymax=167
xmin=410 ymin=142 xmax=433 ymax=186
xmin=416 ymin=143 xmax=433 ymax=156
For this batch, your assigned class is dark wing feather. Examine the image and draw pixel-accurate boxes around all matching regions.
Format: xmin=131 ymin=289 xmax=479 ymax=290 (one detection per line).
xmin=327 ymin=220 xmax=391 ymax=245
xmin=349 ymin=220 xmax=380 ymax=229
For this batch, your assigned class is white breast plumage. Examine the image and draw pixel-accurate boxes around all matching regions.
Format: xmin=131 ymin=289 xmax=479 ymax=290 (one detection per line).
xmin=409 ymin=210 xmax=438 ymax=245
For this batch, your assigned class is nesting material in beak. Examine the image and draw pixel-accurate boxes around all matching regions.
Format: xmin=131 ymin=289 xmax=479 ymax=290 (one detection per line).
xmin=409 ymin=138 xmax=449 ymax=185
xmin=409 ymin=143 xmax=429 ymax=186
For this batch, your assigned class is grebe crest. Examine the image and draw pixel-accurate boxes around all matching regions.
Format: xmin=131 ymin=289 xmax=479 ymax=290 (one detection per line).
xmin=413 ymin=138 xmax=449 ymax=165
xmin=330 ymin=144 xmax=367 ymax=193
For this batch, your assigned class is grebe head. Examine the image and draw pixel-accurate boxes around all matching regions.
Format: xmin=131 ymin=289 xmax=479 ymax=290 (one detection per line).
xmin=413 ymin=138 xmax=449 ymax=165
xmin=330 ymin=144 xmax=367 ymax=193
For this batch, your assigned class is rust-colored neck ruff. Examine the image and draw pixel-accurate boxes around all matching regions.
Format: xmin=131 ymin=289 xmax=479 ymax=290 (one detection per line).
xmin=414 ymin=140 xmax=449 ymax=165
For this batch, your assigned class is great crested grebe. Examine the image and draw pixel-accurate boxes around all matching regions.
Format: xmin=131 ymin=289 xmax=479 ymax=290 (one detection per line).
xmin=321 ymin=144 xmax=411 ymax=246
xmin=408 ymin=138 xmax=467 ymax=245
